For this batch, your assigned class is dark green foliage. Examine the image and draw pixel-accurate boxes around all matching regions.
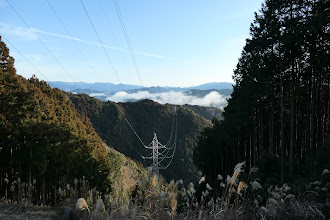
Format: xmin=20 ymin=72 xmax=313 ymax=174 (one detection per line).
xmin=0 ymin=37 xmax=123 ymax=204
xmin=182 ymin=104 xmax=223 ymax=121
xmin=68 ymin=94 xmax=210 ymax=184
xmin=194 ymin=0 xmax=330 ymax=190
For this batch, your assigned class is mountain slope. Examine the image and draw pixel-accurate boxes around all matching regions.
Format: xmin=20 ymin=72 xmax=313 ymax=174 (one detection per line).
xmin=0 ymin=38 xmax=146 ymax=204
xmin=183 ymin=104 xmax=223 ymax=120
xmin=1 ymin=73 xmax=111 ymax=192
xmin=68 ymin=94 xmax=211 ymax=183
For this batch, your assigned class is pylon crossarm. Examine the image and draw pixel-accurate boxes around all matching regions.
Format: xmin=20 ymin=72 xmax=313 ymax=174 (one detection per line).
xmin=144 ymin=145 xmax=154 ymax=149
xmin=142 ymin=110 xmax=177 ymax=178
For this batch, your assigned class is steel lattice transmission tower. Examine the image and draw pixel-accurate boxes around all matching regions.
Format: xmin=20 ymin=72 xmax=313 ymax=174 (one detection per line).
xmin=143 ymin=109 xmax=177 ymax=179
xmin=151 ymin=133 xmax=160 ymax=178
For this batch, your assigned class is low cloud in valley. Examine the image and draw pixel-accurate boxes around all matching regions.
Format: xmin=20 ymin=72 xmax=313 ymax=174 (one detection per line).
xmin=106 ymin=91 xmax=228 ymax=109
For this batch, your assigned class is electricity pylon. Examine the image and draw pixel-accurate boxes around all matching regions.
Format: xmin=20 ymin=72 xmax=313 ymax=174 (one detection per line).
xmin=143 ymin=109 xmax=177 ymax=180
xmin=151 ymin=133 xmax=160 ymax=178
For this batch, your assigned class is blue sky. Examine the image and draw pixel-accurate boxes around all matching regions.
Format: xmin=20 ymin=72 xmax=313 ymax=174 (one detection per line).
xmin=1 ymin=0 xmax=264 ymax=87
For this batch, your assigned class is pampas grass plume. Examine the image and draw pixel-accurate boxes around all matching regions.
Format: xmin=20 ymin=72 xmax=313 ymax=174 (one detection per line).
xmin=322 ymin=169 xmax=329 ymax=176
xmin=199 ymin=176 xmax=205 ymax=185
xmin=206 ymin=183 xmax=212 ymax=191
xmin=237 ymin=181 xmax=248 ymax=196
xmin=76 ymin=198 xmax=89 ymax=211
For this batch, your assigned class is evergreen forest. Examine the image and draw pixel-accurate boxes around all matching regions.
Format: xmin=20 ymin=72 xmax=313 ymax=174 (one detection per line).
xmin=0 ymin=0 xmax=330 ymax=219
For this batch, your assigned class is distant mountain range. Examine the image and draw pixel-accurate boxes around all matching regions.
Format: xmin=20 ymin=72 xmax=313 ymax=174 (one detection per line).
xmin=48 ymin=81 xmax=142 ymax=93
xmin=48 ymin=81 xmax=234 ymax=93
xmin=48 ymin=81 xmax=234 ymax=107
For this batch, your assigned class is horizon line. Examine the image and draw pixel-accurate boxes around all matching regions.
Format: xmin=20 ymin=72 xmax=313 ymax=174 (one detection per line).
xmin=47 ymin=80 xmax=235 ymax=88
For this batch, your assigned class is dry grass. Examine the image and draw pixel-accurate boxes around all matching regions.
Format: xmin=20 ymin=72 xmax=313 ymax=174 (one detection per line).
xmin=1 ymin=165 xmax=329 ymax=219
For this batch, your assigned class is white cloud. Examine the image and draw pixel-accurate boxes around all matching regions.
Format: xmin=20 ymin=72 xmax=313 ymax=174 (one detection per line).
xmin=0 ymin=23 xmax=37 ymax=40
xmin=0 ymin=23 xmax=166 ymax=59
xmin=107 ymin=91 xmax=228 ymax=109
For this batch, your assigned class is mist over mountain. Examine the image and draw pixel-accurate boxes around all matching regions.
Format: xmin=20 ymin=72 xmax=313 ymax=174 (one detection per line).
xmin=68 ymin=93 xmax=212 ymax=183
xmin=107 ymin=90 xmax=228 ymax=109
xmin=49 ymin=81 xmax=233 ymax=109
xmin=49 ymin=81 xmax=234 ymax=93
xmin=2 ymin=0 xmax=330 ymax=217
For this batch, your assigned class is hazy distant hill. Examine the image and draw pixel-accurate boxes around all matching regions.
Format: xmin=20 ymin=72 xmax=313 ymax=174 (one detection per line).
xmin=68 ymin=93 xmax=211 ymax=183
xmin=51 ymin=82 xmax=232 ymax=109
xmin=127 ymin=86 xmax=173 ymax=94
xmin=186 ymin=82 xmax=233 ymax=90
xmin=49 ymin=81 xmax=142 ymax=92
xmin=49 ymin=81 xmax=234 ymax=93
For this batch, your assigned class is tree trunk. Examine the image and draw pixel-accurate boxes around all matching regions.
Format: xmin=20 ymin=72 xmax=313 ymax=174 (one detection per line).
xmin=290 ymin=63 xmax=296 ymax=174
xmin=326 ymin=74 xmax=330 ymax=136
xmin=311 ymin=74 xmax=316 ymax=161
xmin=18 ymin=160 xmax=22 ymax=204
xmin=253 ymin=114 xmax=257 ymax=166
xmin=54 ymin=183 xmax=57 ymax=207
xmin=306 ymin=78 xmax=311 ymax=166
xmin=237 ymin=136 xmax=240 ymax=164
xmin=270 ymin=101 xmax=274 ymax=157
xmin=316 ymin=74 xmax=322 ymax=143
xmin=42 ymin=174 xmax=46 ymax=205
xmin=280 ymin=73 xmax=285 ymax=184
xmin=28 ymin=134 xmax=33 ymax=205
xmin=259 ymin=113 xmax=264 ymax=159
xmin=250 ymin=135 xmax=252 ymax=168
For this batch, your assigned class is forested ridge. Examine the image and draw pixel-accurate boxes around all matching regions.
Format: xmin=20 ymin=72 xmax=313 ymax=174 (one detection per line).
xmin=194 ymin=0 xmax=330 ymax=189
xmin=68 ymin=93 xmax=211 ymax=184
xmin=0 ymin=38 xmax=146 ymax=205
xmin=1 ymin=0 xmax=330 ymax=218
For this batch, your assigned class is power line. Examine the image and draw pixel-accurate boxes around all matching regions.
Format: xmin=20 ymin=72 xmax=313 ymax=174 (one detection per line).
xmin=78 ymin=0 xmax=149 ymax=154
xmin=0 ymin=33 xmax=52 ymax=85
xmin=3 ymin=33 xmax=146 ymax=159
xmin=7 ymin=0 xmax=178 ymax=173
xmin=83 ymin=0 xmax=153 ymax=130
xmin=80 ymin=0 xmax=150 ymax=129
xmin=124 ymin=117 xmax=147 ymax=146
xmin=97 ymin=0 xmax=119 ymax=48
xmin=5 ymin=0 xmax=80 ymax=90
xmin=97 ymin=0 xmax=140 ymax=97
xmin=157 ymin=111 xmax=178 ymax=169
xmin=78 ymin=0 xmax=126 ymax=92
xmin=2 ymin=33 xmax=146 ymax=160
xmin=110 ymin=0 xmax=154 ymax=128
xmin=112 ymin=0 xmax=144 ymax=87
xmin=52 ymin=0 xmax=149 ymax=156
xmin=46 ymin=0 xmax=96 ymax=77
xmin=4 ymin=0 xmax=145 ymax=159
xmin=143 ymin=108 xmax=178 ymax=177
xmin=4 ymin=1 xmax=148 ymax=160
